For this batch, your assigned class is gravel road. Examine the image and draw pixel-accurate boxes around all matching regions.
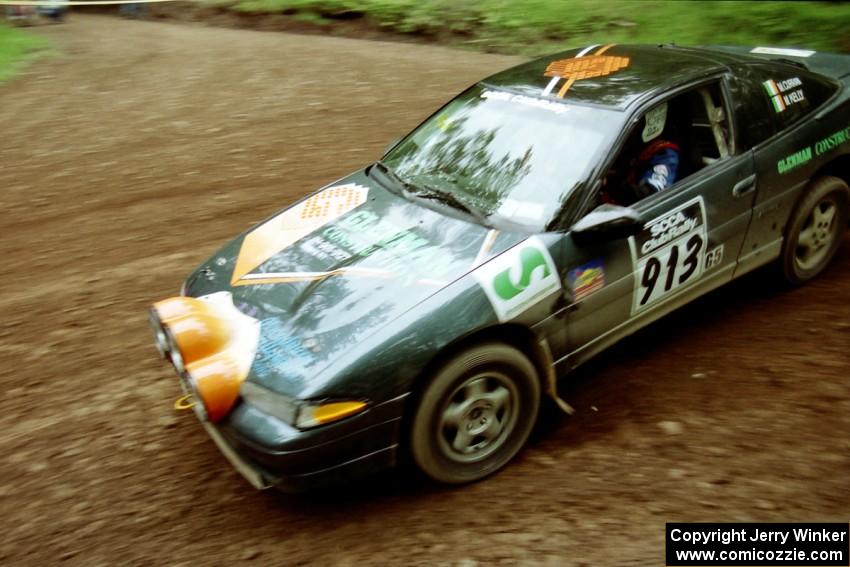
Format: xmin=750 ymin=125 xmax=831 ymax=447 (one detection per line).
xmin=1 ymin=15 xmax=848 ymax=566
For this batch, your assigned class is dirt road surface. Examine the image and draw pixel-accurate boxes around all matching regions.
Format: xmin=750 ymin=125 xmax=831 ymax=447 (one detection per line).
xmin=1 ymin=15 xmax=848 ymax=566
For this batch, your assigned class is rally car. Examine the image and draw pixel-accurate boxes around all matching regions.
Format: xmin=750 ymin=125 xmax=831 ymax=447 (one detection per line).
xmin=150 ymin=43 xmax=850 ymax=491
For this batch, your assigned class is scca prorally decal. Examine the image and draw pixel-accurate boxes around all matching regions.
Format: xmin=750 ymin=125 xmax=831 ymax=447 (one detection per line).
xmin=762 ymin=77 xmax=805 ymax=114
xmin=629 ymin=197 xmax=707 ymax=315
xmin=475 ymin=237 xmax=560 ymax=322
xmin=231 ymin=183 xmax=368 ymax=286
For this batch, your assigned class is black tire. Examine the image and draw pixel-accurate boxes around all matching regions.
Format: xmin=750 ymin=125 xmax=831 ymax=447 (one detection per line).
xmin=409 ymin=342 xmax=540 ymax=484
xmin=780 ymin=175 xmax=849 ymax=286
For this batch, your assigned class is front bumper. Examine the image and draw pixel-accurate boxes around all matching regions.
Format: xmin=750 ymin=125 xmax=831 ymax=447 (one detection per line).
xmin=199 ymin=393 xmax=408 ymax=492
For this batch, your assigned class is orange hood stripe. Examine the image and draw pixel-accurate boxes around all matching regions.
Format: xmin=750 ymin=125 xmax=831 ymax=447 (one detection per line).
xmin=231 ymin=184 xmax=368 ymax=286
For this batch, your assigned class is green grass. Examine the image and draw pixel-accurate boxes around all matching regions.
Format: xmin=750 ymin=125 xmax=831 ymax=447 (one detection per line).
xmin=0 ymin=23 xmax=49 ymax=82
xmin=212 ymin=0 xmax=850 ymax=54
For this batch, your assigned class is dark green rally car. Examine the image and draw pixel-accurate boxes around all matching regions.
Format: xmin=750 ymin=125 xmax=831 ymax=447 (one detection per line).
xmin=149 ymin=43 xmax=850 ymax=491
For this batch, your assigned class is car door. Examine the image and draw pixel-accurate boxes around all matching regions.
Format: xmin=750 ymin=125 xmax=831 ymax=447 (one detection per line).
xmin=561 ymin=78 xmax=757 ymax=367
xmin=728 ymin=63 xmax=844 ymax=277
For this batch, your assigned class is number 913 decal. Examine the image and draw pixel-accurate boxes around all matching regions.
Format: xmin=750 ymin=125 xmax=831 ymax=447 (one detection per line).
xmin=629 ymin=197 xmax=708 ymax=314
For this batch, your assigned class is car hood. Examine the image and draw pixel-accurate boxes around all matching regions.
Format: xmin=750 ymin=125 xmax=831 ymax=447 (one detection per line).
xmin=184 ymin=170 xmax=523 ymax=397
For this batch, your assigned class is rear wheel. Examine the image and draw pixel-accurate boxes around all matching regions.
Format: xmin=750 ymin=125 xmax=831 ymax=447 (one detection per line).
xmin=410 ymin=343 xmax=540 ymax=485
xmin=781 ymin=176 xmax=849 ymax=286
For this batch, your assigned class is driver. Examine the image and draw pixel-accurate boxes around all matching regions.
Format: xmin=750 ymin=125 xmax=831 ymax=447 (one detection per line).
xmin=598 ymin=102 xmax=681 ymax=206
xmin=629 ymin=102 xmax=680 ymax=198
xmin=630 ymin=137 xmax=680 ymax=198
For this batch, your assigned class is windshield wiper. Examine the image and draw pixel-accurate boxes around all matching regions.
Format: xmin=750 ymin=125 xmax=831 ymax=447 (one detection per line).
xmin=369 ymin=160 xmax=411 ymax=195
xmin=370 ymin=161 xmax=490 ymax=226
xmin=406 ymin=183 xmax=490 ymax=226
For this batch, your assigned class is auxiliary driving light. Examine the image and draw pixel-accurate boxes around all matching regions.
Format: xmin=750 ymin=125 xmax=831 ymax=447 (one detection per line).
xmin=183 ymin=351 xmax=243 ymax=423
xmin=149 ymin=292 xmax=260 ymax=422
xmin=163 ymin=309 xmax=233 ymax=364
xmin=149 ymin=308 xmax=170 ymax=360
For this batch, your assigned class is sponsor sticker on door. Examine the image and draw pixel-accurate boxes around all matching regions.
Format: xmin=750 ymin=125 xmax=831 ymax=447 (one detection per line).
xmin=568 ymin=259 xmax=606 ymax=302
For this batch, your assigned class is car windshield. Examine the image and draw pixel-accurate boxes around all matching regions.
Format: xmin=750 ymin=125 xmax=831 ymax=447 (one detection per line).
xmin=382 ymin=85 xmax=623 ymax=229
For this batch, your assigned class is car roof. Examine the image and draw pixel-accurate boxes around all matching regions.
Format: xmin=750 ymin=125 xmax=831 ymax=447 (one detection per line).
xmin=480 ymin=44 xmax=738 ymax=111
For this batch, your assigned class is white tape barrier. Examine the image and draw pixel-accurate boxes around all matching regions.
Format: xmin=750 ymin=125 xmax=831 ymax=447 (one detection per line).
xmin=2 ymin=0 xmax=186 ymax=5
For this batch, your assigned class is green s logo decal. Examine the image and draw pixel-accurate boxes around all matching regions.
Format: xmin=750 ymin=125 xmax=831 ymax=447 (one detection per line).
xmin=475 ymin=237 xmax=560 ymax=322
xmin=492 ymin=247 xmax=552 ymax=300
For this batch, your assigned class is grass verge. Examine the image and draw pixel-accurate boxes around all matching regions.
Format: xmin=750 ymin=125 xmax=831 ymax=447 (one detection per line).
xmin=209 ymin=0 xmax=850 ymax=54
xmin=0 ymin=23 xmax=50 ymax=82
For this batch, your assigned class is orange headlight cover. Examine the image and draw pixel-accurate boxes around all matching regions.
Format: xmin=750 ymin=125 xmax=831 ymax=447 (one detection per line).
xmin=186 ymin=351 xmax=243 ymax=423
xmin=153 ymin=296 xmax=208 ymax=323
xmin=165 ymin=311 xmax=234 ymax=366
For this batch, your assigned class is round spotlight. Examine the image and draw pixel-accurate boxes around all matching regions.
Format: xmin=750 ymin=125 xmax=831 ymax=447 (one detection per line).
xmin=148 ymin=308 xmax=170 ymax=360
xmin=164 ymin=327 xmax=186 ymax=375
xmin=184 ymin=352 xmax=242 ymax=423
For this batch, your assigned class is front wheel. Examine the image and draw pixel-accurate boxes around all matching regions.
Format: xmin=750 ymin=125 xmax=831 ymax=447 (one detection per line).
xmin=780 ymin=175 xmax=849 ymax=286
xmin=409 ymin=342 xmax=540 ymax=485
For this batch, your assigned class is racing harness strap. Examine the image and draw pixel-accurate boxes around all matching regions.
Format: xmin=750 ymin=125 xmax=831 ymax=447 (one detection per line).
xmin=698 ymin=87 xmax=730 ymax=164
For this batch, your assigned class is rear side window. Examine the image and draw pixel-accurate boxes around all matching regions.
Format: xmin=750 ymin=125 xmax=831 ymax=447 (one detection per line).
xmin=727 ymin=65 xmax=776 ymax=149
xmin=751 ymin=63 xmax=837 ymax=132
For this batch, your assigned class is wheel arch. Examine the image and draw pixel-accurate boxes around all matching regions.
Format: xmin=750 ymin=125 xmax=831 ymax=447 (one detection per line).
xmin=813 ymin=155 xmax=850 ymax=226
xmin=779 ymin=172 xmax=850 ymax=285
xmin=813 ymin=152 xmax=850 ymax=191
xmin=783 ymin=157 xmax=850 ymax=237
xmin=402 ymin=322 xmax=566 ymax=435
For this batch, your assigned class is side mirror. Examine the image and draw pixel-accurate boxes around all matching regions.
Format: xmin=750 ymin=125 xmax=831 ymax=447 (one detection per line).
xmin=570 ymin=204 xmax=642 ymax=245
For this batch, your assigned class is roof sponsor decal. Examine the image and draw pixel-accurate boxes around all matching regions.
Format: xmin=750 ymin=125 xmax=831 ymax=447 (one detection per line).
xmin=231 ymin=183 xmax=368 ymax=286
xmin=542 ymin=43 xmax=629 ymax=99
xmin=475 ymin=237 xmax=560 ymax=322
xmin=751 ymin=46 xmax=815 ymax=58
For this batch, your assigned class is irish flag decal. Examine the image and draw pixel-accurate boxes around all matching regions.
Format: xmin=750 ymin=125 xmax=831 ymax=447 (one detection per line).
xmin=763 ymin=79 xmax=786 ymax=113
